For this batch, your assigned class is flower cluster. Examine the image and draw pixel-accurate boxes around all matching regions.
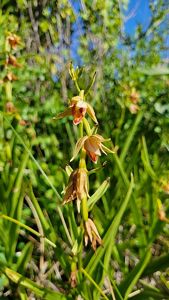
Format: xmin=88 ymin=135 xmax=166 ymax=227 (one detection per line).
xmin=1 ymin=33 xmax=22 ymax=111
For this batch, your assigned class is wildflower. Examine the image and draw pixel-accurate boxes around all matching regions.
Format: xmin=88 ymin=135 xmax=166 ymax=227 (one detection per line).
xmin=54 ymin=95 xmax=97 ymax=125
xmin=130 ymin=88 xmax=140 ymax=104
xmin=129 ymin=103 xmax=140 ymax=114
xmin=5 ymin=101 xmax=16 ymax=114
xmin=4 ymin=72 xmax=17 ymax=82
xmin=71 ymin=134 xmax=115 ymax=163
xmin=6 ymin=55 xmax=22 ymax=68
xmin=84 ymin=218 xmax=102 ymax=251
xmin=63 ymin=168 xmax=89 ymax=205
xmin=7 ymin=33 xmax=21 ymax=50
xmin=70 ymin=270 xmax=77 ymax=288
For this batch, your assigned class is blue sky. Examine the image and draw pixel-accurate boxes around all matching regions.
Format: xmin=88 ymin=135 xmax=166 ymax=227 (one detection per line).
xmin=124 ymin=0 xmax=151 ymax=34
xmin=69 ymin=1 xmax=162 ymax=63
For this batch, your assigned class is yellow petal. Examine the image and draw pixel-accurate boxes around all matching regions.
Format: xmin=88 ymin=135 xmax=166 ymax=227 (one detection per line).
xmin=53 ymin=107 xmax=72 ymax=120
xmin=86 ymin=103 xmax=98 ymax=124
xmin=70 ymin=136 xmax=88 ymax=161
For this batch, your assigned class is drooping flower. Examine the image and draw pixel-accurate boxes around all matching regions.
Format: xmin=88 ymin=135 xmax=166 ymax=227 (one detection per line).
xmin=4 ymin=72 xmax=17 ymax=82
xmin=71 ymin=134 xmax=115 ymax=163
xmin=129 ymin=103 xmax=140 ymax=114
xmin=6 ymin=55 xmax=22 ymax=68
xmin=63 ymin=168 xmax=89 ymax=206
xmin=128 ymin=88 xmax=140 ymax=114
xmin=84 ymin=218 xmax=102 ymax=251
xmin=130 ymin=88 xmax=140 ymax=104
xmin=5 ymin=101 xmax=17 ymax=114
xmin=7 ymin=33 xmax=21 ymax=50
xmin=70 ymin=270 xmax=77 ymax=288
xmin=54 ymin=95 xmax=97 ymax=125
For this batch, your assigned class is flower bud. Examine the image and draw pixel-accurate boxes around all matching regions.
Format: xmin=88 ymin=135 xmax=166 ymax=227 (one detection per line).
xmin=63 ymin=168 xmax=89 ymax=205
xmin=84 ymin=218 xmax=102 ymax=251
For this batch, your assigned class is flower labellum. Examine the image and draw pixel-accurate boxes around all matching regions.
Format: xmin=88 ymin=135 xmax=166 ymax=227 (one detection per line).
xmin=70 ymin=96 xmax=87 ymax=125
xmin=84 ymin=218 xmax=102 ymax=251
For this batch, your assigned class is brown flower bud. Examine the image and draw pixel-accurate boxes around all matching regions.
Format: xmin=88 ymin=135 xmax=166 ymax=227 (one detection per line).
xmin=63 ymin=168 xmax=89 ymax=204
xmin=84 ymin=218 xmax=102 ymax=251
xmin=7 ymin=33 xmax=21 ymax=50
xmin=5 ymin=101 xmax=16 ymax=113
xmin=4 ymin=72 xmax=17 ymax=82
xmin=6 ymin=55 xmax=22 ymax=68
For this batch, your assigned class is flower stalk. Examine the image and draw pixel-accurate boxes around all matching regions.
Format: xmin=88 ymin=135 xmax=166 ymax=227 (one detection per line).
xmin=56 ymin=64 xmax=115 ymax=287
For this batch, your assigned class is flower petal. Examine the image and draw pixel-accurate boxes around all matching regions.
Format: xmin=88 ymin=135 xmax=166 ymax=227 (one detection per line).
xmin=86 ymin=103 xmax=98 ymax=124
xmin=86 ymin=151 xmax=98 ymax=163
xmin=84 ymin=136 xmax=100 ymax=153
xmin=101 ymin=144 xmax=115 ymax=154
xmin=53 ymin=107 xmax=72 ymax=120
xmin=70 ymin=136 xmax=88 ymax=161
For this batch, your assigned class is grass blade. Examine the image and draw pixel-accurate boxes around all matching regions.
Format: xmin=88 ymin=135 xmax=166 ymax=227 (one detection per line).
xmin=85 ymin=174 xmax=134 ymax=275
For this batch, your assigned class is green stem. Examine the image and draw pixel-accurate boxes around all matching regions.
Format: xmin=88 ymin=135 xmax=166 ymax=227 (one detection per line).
xmin=120 ymin=111 xmax=143 ymax=163
xmin=83 ymin=118 xmax=92 ymax=136
xmin=74 ymin=79 xmax=80 ymax=93
xmin=81 ymin=268 xmax=109 ymax=300
xmin=81 ymin=197 xmax=88 ymax=221
xmin=79 ymin=150 xmax=87 ymax=169
xmin=0 ymin=214 xmax=56 ymax=248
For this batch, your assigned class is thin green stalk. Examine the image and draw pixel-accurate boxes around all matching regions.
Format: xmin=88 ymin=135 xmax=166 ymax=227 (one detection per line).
xmin=28 ymin=185 xmax=56 ymax=242
xmin=81 ymin=268 xmax=109 ymax=300
xmin=85 ymin=174 xmax=134 ymax=275
xmin=9 ymin=150 xmax=29 ymax=218
xmin=141 ymin=135 xmax=156 ymax=180
xmin=1 ymin=266 xmax=68 ymax=300
xmin=120 ymin=111 xmax=143 ymax=163
xmin=0 ymin=214 xmax=56 ymax=248
xmin=83 ymin=118 xmax=92 ymax=136
xmin=74 ymin=79 xmax=81 ymax=92
xmin=4 ymin=116 xmax=73 ymax=246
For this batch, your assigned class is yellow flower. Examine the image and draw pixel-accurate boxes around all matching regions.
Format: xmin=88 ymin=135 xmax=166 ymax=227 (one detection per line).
xmin=54 ymin=95 xmax=97 ymax=125
xmin=63 ymin=168 xmax=89 ymax=205
xmin=84 ymin=218 xmax=102 ymax=251
xmin=71 ymin=134 xmax=115 ymax=163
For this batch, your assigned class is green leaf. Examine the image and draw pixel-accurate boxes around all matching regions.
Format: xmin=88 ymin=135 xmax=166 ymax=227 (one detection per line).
xmin=85 ymin=174 xmax=134 ymax=275
xmin=119 ymin=251 xmax=152 ymax=299
xmin=88 ymin=178 xmax=110 ymax=210
xmin=16 ymin=242 xmax=33 ymax=274
xmin=138 ymin=65 xmax=169 ymax=75
xmin=0 ymin=266 xmax=70 ymax=300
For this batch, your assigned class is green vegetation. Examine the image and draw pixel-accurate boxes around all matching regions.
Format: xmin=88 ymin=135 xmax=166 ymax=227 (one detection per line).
xmin=0 ymin=1 xmax=168 ymax=299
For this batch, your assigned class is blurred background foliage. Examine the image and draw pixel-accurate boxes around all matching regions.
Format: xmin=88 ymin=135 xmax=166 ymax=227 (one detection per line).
xmin=0 ymin=0 xmax=169 ymax=299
